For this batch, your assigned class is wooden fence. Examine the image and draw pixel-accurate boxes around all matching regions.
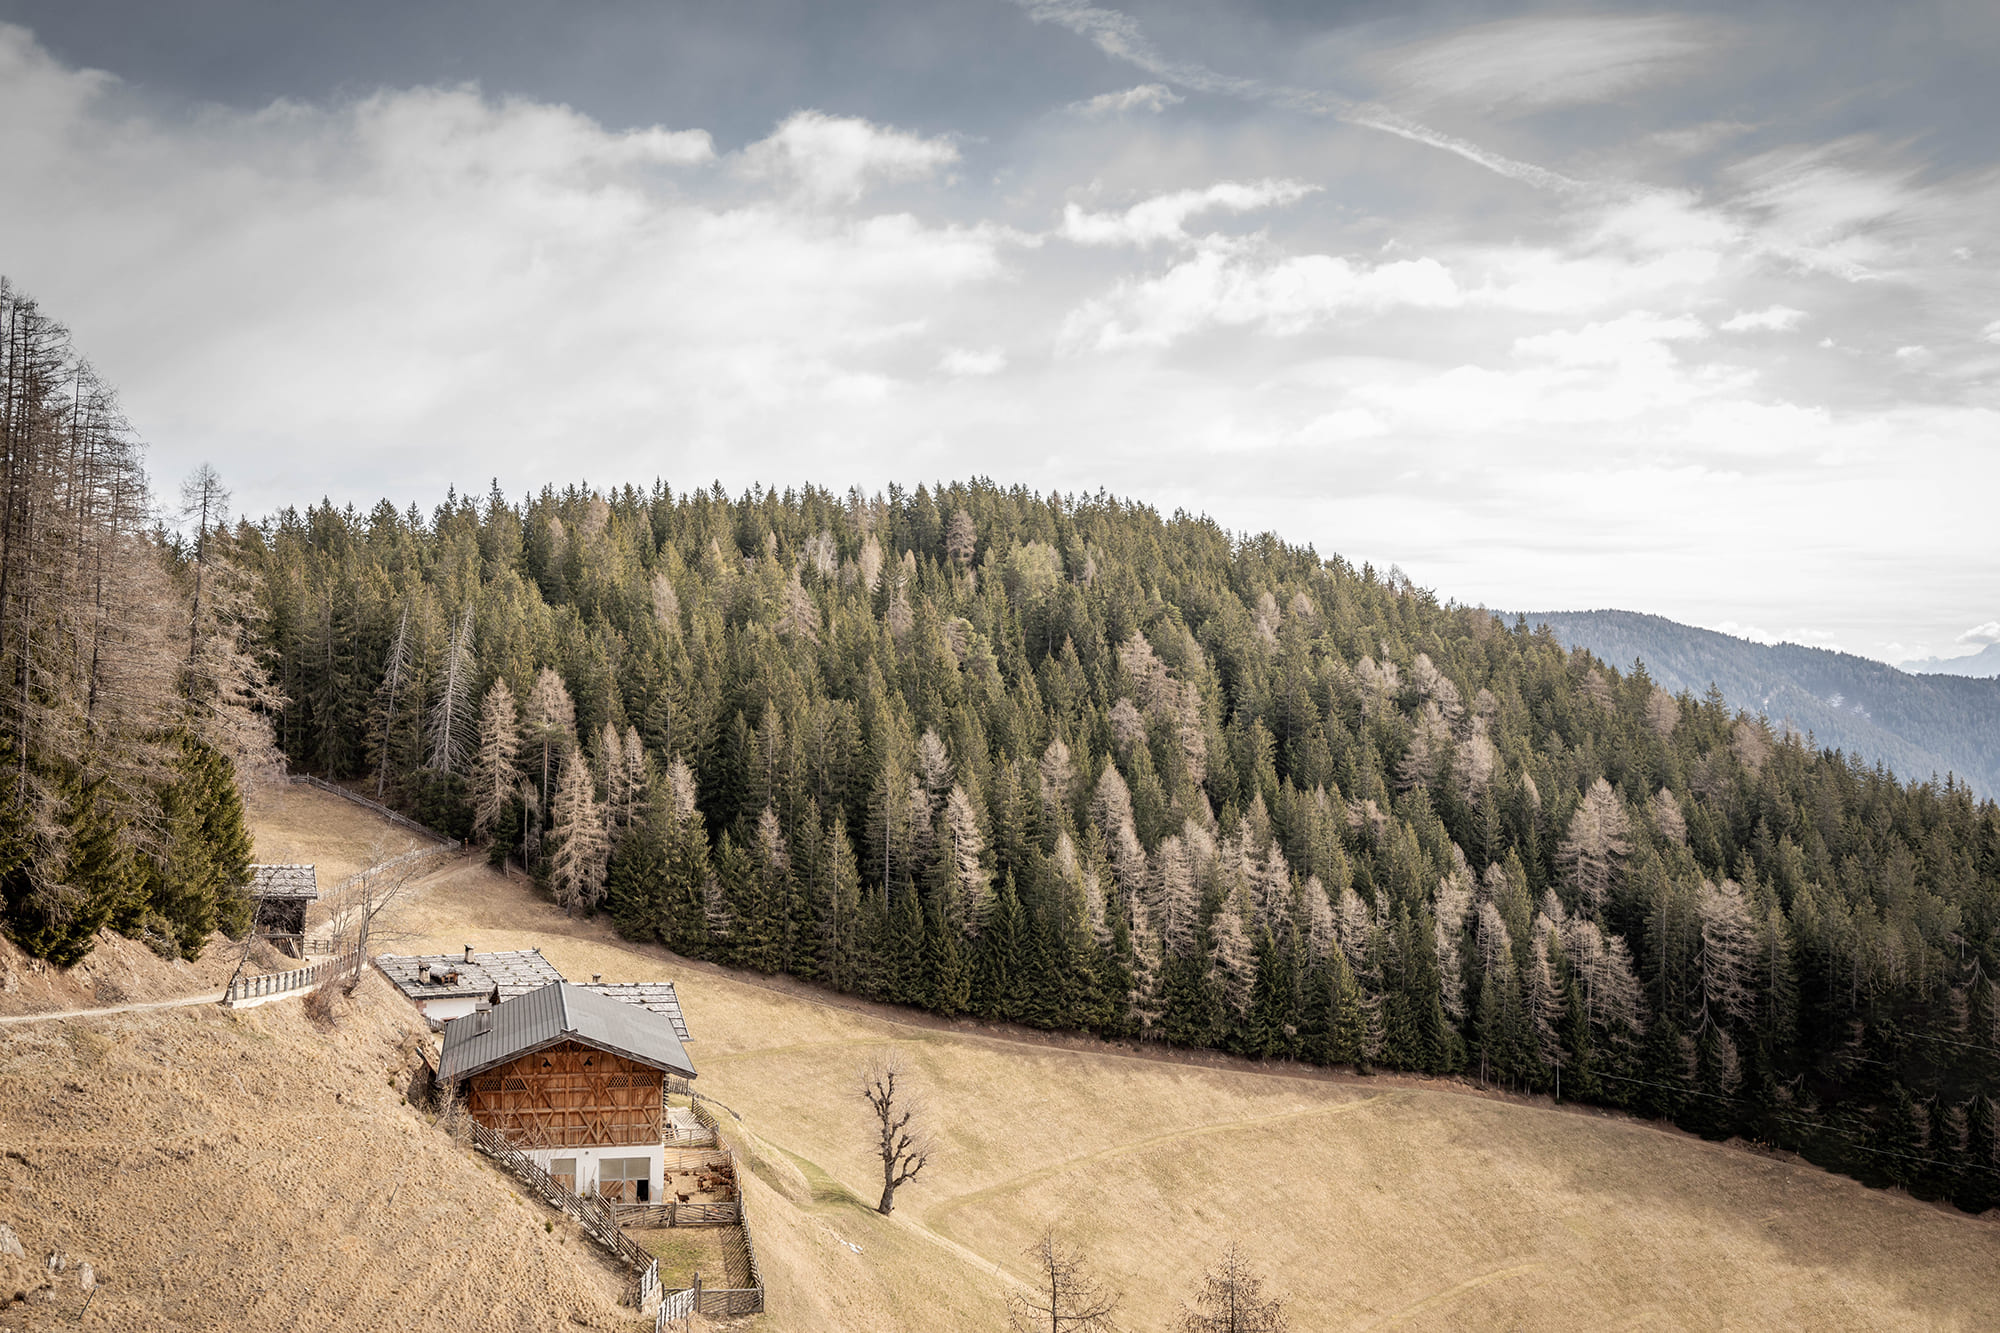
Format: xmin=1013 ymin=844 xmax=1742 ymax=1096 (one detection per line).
xmin=647 ymin=1095 xmax=766 ymax=1320
xmin=655 ymin=1284 xmax=696 ymax=1330
xmin=222 ymin=949 xmax=361 ymax=1004
xmin=613 ymin=1199 xmax=741 ymax=1228
xmin=288 ymin=774 xmax=459 ymax=846
xmin=464 ymin=1118 xmax=658 ymax=1304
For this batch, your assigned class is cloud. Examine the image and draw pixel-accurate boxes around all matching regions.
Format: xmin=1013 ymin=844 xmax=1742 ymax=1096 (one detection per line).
xmin=1016 ymin=0 xmax=1588 ymax=194
xmin=1894 ymin=344 xmax=1932 ymax=364
xmin=1384 ymin=15 xmax=1713 ymax=112
xmin=1062 ymin=250 xmax=1459 ymax=350
xmin=1069 ymin=84 xmax=1181 ymax=115
xmin=1649 ymin=121 xmax=1755 ymax=157
xmin=1058 ymin=179 xmax=1317 ymax=247
xmin=1729 ymin=140 xmax=1935 ymax=280
xmin=738 ymin=110 xmax=957 ymax=203
xmin=1722 ymin=306 xmax=1805 ymax=332
xmin=938 ymin=346 xmax=1006 ymax=376
xmin=1983 ymin=319 xmax=2000 ymax=344
xmin=0 ymin=28 xmax=1010 ymax=501
xmin=1961 ymin=621 xmax=2000 ymax=645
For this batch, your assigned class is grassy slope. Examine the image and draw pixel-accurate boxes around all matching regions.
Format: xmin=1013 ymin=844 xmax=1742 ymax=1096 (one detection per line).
xmin=0 ymin=966 xmax=636 ymax=1331
xmin=254 ymin=778 xmax=1996 ymax=1332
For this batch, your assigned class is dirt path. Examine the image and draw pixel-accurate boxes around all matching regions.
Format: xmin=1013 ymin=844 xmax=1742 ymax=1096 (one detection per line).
xmin=0 ymin=990 xmax=225 ymax=1025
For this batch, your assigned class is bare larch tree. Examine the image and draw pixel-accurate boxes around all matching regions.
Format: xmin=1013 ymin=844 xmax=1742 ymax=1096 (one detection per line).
xmin=858 ymin=1056 xmax=931 ymax=1214
xmin=1009 ymin=1231 xmax=1121 ymax=1333
xmin=1174 ymin=1241 xmax=1289 ymax=1333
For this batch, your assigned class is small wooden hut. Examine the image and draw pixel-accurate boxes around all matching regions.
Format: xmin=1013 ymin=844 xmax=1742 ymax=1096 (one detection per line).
xmin=247 ymin=864 xmax=318 ymax=957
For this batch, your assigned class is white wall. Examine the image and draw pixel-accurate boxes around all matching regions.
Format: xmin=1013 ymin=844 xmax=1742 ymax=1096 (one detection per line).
xmin=420 ymin=996 xmax=481 ymax=1023
xmin=526 ymin=1144 xmax=664 ymax=1203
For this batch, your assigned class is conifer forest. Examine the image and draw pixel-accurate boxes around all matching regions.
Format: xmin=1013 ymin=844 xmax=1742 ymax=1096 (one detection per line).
xmin=248 ymin=478 xmax=2000 ymax=1212
xmin=5 ymin=280 xmax=1998 ymax=1214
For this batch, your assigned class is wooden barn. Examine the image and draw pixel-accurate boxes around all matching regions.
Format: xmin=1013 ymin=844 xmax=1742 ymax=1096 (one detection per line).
xmin=247 ymin=864 xmax=318 ymax=957
xmin=437 ymin=981 xmax=697 ymax=1202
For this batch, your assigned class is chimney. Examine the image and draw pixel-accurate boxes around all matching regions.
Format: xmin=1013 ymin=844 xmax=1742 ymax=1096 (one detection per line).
xmin=419 ymin=962 xmax=432 ymax=984
xmin=464 ymin=943 xmax=474 ymax=964
xmin=592 ymin=974 xmax=602 ymax=984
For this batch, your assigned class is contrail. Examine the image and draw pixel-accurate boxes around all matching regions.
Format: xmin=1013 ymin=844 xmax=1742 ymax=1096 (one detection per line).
xmin=1016 ymin=0 xmax=1591 ymax=196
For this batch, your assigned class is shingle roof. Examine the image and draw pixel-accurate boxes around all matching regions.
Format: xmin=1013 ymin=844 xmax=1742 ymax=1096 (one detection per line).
xmin=436 ymin=982 xmax=698 ymax=1084
xmin=248 ymin=864 xmax=318 ymax=899
xmin=576 ymin=982 xmax=692 ymax=1042
xmin=374 ymin=948 xmax=566 ymax=1003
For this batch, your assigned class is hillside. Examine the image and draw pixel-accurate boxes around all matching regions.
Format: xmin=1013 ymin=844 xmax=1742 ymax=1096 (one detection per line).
xmin=268 ymin=779 xmax=2000 ymax=1332
xmin=245 ymin=482 xmax=2000 ymax=1214
xmin=1526 ymin=609 xmax=2000 ymax=798
xmin=0 ymin=960 xmax=637 ymax=1330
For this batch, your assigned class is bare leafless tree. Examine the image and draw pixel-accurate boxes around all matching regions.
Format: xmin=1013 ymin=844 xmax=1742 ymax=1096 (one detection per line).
xmin=1009 ymin=1231 xmax=1121 ymax=1333
xmin=858 ymin=1055 xmax=932 ymax=1214
xmin=1174 ymin=1241 xmax=1288 ymax=1333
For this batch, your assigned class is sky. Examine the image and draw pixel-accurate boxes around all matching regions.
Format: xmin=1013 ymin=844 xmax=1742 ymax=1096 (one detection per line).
xmin=1 ymin=0 xmax=1996 ymax=666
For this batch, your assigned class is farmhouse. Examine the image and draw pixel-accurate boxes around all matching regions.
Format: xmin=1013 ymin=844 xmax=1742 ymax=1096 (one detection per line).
xmin=375 ymin=947 xmax=566 ymax=1025
xmin=247 ymin=864 xmax=318 ymax=957
xmin=437 ymin=981 xmax=697 ymax=1203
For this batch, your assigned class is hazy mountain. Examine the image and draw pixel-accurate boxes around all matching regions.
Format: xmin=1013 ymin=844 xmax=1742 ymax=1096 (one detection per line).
xmin=1526 ymin=610 xmax=2000 ymax=799
xmin=1900 ymin=641 xmax=2000 ymax=679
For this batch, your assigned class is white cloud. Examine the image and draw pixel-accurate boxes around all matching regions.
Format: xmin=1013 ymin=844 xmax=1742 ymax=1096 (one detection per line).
xmin=1062 ymin=250 xmax=1459 ymax=350
xmin=1961 ymin=621 xmax=2000 ymax=645
xmin=0 ymin=29 xmax=1009 ymax=500
xmin=1982 ymin=319 xmax=2000 ymax=344
xmin=1729 ymin=140 xmax=1933 ymax=280
xmin=1385 ymin=15 xmax=1712 ymax=111
xmin=738 ymin=110 xmax=958 ymax=203
xmin=1514 ymin=312 xmax=1707 ymax=368
xmin=938 ymin=346 xmax=1007 ymax=376
xmin=1069 ymin=83 xmax=1181 ymax=115
xmin=1710 ymin=621 xmax=1782 ymax=645
xmin=1058 ymin=179 xmax=1317 ymax=247
xmin=1894 ymin=344 xmax=1932 ymax=364
xmin=1722 ymin=306 xmax=1805 ymax=332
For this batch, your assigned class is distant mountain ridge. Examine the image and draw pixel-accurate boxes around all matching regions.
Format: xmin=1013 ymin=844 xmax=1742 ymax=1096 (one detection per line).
xmin=1526 ymin=610 xmax=2000 ymax=800
xmin=1900 ymin=641 xmax=2000 ymax=678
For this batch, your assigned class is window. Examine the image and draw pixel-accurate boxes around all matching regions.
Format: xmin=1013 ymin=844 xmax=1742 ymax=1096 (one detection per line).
xmin=549 ymin=1158 xmax=577 ymax=1191
xmin=598 ymin=1156 xmax=652 ymax=1203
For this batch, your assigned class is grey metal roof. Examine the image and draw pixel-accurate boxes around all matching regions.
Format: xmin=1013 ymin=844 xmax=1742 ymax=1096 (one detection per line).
xmin=374 ymin=948 xmax=565 ymax=1003
xmin=437 ymin=982 xmax=697 ymax=1084
xmin=248 ymin=864 xmax=318 ymax=899
xmin=576 ymin=981 xmax=692 ymax=1042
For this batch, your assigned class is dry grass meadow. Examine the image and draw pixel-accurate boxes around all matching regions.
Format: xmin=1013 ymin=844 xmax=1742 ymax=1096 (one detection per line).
xmin=13 ymin=779 xmax=1995 ymax=1331
xmin=297 ymin=782 xmax=1998 ymax=1332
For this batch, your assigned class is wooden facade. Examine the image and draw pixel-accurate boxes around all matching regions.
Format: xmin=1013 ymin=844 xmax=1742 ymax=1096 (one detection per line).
xmin=464 ymin=1040 xmax=664 ymax=1149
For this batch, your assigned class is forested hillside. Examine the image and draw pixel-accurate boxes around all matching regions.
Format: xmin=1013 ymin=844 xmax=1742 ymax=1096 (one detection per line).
xmin=1531 ymin=609 xmax=2000 ymax=798
xmin=248 ymin=480 xmax=2000 ymax=1211
xmin=0 ymin=280 xmax=263 ymax=967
